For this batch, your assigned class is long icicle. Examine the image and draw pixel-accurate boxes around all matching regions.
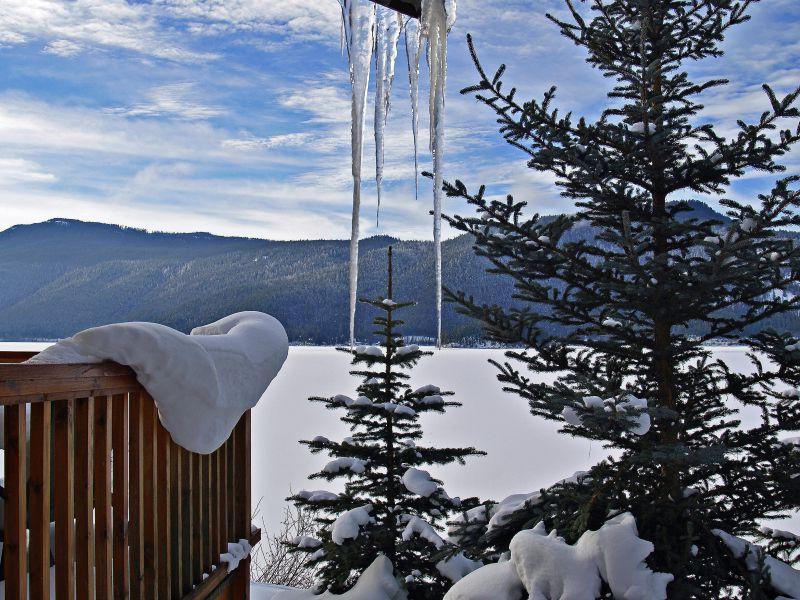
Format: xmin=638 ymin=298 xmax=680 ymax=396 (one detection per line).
xmin=404 ymin=17 xmax=421 ymax=201
xmin=344 ymin=0 xmax=376 ymax=347
xmin=374 ymin=7 xmax=402 ymax=225
xmin=421 ymin=0 xmax=453 ymax=348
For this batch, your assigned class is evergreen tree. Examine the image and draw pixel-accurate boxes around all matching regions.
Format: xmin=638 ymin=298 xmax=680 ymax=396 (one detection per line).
xmin=288 ymin=247 xmax=484 ymax=599
xmin=441 ymin=1 xmax=800 ymax=597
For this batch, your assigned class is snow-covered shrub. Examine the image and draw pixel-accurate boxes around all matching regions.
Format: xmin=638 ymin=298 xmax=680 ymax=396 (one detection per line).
xmin=250 ymin=503 xmax=319 ymax=589
xmin=273 ymin=555 xmax=407 ymax=600
xmin=446 ymin=513 xmax=672 ymax=600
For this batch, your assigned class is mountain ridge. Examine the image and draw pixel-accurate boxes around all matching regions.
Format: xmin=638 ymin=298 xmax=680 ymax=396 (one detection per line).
xmin=0 ymin=217 xmax=507 ymax=342
xmin=0 ymin=203 xmax=794 ymax=343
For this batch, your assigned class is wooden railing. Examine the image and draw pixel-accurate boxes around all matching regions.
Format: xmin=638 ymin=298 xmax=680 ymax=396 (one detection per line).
xmin=0 ymin=351 xmax=259 ymax=599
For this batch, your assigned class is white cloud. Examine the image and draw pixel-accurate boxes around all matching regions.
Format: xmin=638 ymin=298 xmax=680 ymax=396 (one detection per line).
xmin=105 ymin=83 xmax=224 ymax=120
xmin=222 ymin=132 xmax=314 ymax=150
xmin=0 ymin=0 xmax=217 ymax=62
xmin=0 ymin=93 xmax=228 ymax=160
xmin=41 ymin=38 xmax=83 ymax=56
xmin=0 ymin=30 xmax=26 ymax=45
xmin=0 ymin=157 xmax=57 ymax=183
xmin=280 ymin=85 xmax=352 ymax=124
xmin=155 ymin=0 xmax=342 ymax=43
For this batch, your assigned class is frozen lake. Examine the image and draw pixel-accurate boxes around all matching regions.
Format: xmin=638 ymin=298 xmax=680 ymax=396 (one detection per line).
xmin=2 ymin=343 xmax=797 ymax=535
xmin=252 ymin=346 xmax=585 ymax=532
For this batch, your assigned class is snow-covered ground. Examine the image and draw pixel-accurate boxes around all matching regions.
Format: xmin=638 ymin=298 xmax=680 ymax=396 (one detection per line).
xmin=2 ymin=343 xmax=797 ymax=537
xmin=251 ymin=582 xmax=295 ymax=599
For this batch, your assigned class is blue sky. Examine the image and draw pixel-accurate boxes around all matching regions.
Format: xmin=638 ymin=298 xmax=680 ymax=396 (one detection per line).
xmin=1 ymin=0 xmax=798 ymax=240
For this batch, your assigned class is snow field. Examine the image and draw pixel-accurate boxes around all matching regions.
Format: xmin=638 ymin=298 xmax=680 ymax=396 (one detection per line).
xmin=252 ymin=346 xmax=799 ymax=537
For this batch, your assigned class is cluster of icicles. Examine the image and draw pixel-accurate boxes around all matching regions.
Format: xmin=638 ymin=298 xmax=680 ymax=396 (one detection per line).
xmin=341 ymin=0 xmax=456 ymax=347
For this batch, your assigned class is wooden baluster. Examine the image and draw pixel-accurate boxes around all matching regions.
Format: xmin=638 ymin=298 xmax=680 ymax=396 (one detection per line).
xmin=210 ymin=450 xmax=220 ymax=570
xmin=112 ymin=393 xmax=130 ymax=600
xmin=75 ymin=396 xmax=95 ymax=600
xmin=219 ymin=441 xmax=228 ymax=557
xmin=141 ymin=394 xmax=158 ymax=599
xmin=169 ymin=441 xmax=183 ymax=599
xmin=236 ymin=412 xmax=251 ymax=542
xmin=95 ymin=395 xmax=113 ymax=600
xmin=226 ymin=436 xmax=235 ymax=540
xmin=54 ymin=399 xmax=76 ymax=600
xmin=192 ymin=452 xmax=203 ymax=583
xmin=180 ymin=450 xmax=193 ymax=595
xmin=156 ymin=423 xmax=171 ymax=597
xmin=4 ymin=403 xmax=27 ymax=599
xmin=129 ymin=393 xmax=144 ymax=599
xmin=203 ymin=453 xmax=213 ymax=574
xmin=30 ymin=402 xmax=52 ymax=600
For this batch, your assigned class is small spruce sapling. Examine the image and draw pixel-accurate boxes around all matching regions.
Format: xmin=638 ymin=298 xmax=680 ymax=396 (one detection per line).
xmin=288 ymin=247 xmax=484 ymax=599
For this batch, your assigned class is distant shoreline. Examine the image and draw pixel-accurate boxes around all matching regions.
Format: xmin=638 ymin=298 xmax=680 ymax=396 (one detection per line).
xmin=0 ymin=340 xmax=753 ymax=352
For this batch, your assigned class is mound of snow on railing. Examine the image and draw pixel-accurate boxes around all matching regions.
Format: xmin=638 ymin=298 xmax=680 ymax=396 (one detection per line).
xmin=445 ymin=513 xmax=672 ymax=600
xmin=220 ymin=538 xmax=252 ymax=571
xmin=27 ymin=311 xmax=288 ymax=453
xmin=273 ymin=555 xmax=407 ymax=600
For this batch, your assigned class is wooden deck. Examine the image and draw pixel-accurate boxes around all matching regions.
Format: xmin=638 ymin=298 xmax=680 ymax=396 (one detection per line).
xmin=0 ymin=350 xmax=259 ymax=599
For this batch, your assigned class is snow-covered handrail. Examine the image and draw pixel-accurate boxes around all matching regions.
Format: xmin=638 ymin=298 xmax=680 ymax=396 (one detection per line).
xmin=25 ymin=311 xmax=289 ymax=453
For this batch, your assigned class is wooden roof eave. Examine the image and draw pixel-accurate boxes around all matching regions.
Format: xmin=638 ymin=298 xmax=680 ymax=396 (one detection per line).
xmin=369 ymin=0 xmax=421 ymax=18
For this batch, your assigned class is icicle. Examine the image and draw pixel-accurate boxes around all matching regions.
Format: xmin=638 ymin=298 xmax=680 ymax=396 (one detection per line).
xmin=339 ymin=1 xmax=345 ymax=56
xmin=404 ymin=18 xmax=421 ymax=201
xmin=340 ymin=12 xmax=345 ymax=56
xmin=420 ymin=0 xmax=454 ymax=348
xmin=444 ymin=0 xmax=457 ymax=29
xmin=373 ymin=7 xmax=402 ymax=225
xmin=343 ymin=0 xmax=377 ymax=347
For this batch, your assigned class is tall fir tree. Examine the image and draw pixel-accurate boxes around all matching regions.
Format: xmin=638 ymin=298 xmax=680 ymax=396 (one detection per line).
xmin=441 ymin=1 xmax=800 ymax=597
xmin=288 ymin=247 xmax=484 ymax=599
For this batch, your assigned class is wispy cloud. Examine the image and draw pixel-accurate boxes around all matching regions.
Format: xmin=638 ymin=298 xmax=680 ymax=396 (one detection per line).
xmin=222 ymin=132 xmax=314 ymax=150
xmin=155 ymin=0 xmax=342 ymax=43
xmin=41 ymin=39 xmax=83 ymax=57
xmin=105 ymin=83 xmax=224 ymax=120
xmin=0 ymin=157 xmax=57 ymax=182
xmin=0 ymin=0 xmax=217 ymax=62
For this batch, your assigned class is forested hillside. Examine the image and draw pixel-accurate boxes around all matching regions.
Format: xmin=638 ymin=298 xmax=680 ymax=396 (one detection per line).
xmin=0 ymin=218 xmax=515 ymax=342
xmin=1 ymin=204 xmax=797 ymax=343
